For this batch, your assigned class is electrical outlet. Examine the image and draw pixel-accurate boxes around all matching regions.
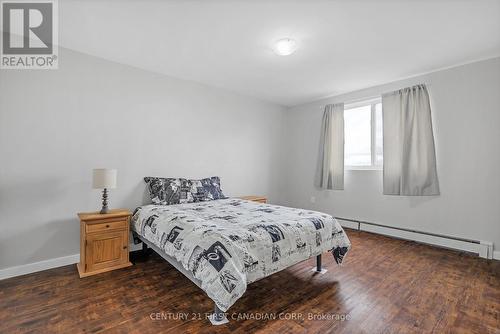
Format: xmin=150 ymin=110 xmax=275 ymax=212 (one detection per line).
xmin=310 ymin=196 xmax=316 ymax=203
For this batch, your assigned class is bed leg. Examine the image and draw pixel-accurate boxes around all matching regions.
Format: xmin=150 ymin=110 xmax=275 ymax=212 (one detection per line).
xmin=311 ymin=254 xmax=328 ymax=274
xmin=142 ymin=241 xmax=148 ymax=255
xmin=208 ymin=304 xmax=228 ymax=325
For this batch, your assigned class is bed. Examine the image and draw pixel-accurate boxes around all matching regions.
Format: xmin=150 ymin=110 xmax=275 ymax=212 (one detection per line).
xmin=131 ymin=197 xmax=351 ymax=325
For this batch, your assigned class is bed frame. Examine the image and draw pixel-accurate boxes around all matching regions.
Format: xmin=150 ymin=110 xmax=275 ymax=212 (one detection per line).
xmin=135 ymin=234 xmax=326 ymax=325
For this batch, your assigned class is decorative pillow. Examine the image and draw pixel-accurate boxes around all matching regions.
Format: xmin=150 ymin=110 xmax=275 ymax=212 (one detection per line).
xmin=190 ymin=176 xmax=227 ymax=201
xmin=144 ymin=177 xmax=194 ymax=205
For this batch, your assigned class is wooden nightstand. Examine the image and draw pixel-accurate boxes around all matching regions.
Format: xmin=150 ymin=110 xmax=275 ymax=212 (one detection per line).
xmin=239 ymin=195 xmax=267 ymax=203
xmin=77 ymin=209 xmax=132 ymax=278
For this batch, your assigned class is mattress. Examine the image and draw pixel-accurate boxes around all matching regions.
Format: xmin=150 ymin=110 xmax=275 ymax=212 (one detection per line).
xmin=131 ymin=198 xmax=351 ymax=311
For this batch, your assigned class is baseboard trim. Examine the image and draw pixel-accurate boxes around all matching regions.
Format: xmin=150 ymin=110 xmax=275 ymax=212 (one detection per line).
xmin=337 ymin=218 xmax=495 ymax=260
xmin=0 ymin=254 xmax=79 ymax=281
xmin=1 ymin=227 xmax=497 ymax=281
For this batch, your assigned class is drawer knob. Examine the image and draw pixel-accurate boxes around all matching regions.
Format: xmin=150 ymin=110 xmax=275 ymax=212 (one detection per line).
xmin=123 ymin=246 xmax=127 ymax=249
xmin=106 ymin=224 xmax=110 ymax=228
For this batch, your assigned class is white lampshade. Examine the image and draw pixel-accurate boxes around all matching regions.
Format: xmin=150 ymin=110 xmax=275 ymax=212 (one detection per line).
xmin=92 ymin=169 xmax=117 ymax=189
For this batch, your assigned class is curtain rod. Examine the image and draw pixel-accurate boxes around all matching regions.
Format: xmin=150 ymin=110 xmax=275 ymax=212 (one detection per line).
xmin=319 ymin=95 xmax=380 ymax=109
xmin=318 ymin=83 xmax=429 ymax=109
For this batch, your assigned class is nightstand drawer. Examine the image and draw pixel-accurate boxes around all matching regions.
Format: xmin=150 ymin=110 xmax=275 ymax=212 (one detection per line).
xmin=86 ymin=220 xmax=127 ymax=233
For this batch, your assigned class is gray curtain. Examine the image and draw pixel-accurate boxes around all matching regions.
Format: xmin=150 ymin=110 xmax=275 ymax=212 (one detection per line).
xmin=315 ymin=103 xmax=344 ymax=190
xmin=382 ymin=84 xmax=440 ymax=195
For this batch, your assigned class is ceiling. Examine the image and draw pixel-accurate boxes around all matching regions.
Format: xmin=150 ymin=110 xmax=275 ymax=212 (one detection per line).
xmin=58 ymin=0 xmax=500 ymax=106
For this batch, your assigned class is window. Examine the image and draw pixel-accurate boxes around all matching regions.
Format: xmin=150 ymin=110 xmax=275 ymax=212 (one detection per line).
xmin=344 ymin=99 xmax=383 ymax=169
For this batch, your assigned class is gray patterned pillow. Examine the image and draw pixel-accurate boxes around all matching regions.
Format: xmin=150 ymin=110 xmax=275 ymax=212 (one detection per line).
xmin=190 ymin=176 xmax=227 ymax=202
xmin=144 ymin=177 xmax=194 ymax=205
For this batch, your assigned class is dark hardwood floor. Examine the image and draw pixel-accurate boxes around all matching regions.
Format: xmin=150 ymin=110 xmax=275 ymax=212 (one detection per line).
xmin=1 ymin=230 xmax=499 ymax=334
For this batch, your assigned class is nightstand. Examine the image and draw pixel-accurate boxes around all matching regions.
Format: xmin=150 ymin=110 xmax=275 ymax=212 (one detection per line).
xmin=77 ymin=209 xmax=132 ymax=278
xmin=239 ymin=195 xmax=267 ymax=203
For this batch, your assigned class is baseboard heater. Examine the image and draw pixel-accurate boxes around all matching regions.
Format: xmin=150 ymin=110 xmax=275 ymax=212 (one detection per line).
xmin=335 ymin=217 xmax=494 ymax=260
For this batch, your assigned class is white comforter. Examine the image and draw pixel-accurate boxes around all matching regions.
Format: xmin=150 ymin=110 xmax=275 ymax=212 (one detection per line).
xmin=131 ymin=198 xmax=351 ymax=311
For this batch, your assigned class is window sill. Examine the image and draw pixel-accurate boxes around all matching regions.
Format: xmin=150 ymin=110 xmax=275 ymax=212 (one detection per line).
xmin=345 ymin=166 xmax=382 ymax=171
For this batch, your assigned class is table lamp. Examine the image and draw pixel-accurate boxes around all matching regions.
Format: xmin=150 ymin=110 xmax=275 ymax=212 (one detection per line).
xmin=92 ymin=168 xmax=117 ymax=214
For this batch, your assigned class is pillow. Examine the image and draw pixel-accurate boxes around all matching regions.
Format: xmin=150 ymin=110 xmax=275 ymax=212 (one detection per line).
xmin=190 ymin=176 xmax=227 ymax=201
xmin=144 ymin=177 xmax=194 ymax=205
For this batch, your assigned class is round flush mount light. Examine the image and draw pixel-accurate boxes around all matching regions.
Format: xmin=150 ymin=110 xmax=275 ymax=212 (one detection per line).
xmin=273 ymin=38 xmax=297 ymax=56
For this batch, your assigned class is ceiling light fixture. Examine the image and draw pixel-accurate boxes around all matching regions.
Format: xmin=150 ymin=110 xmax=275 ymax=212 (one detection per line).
xmin=273 ymin=38 xmax=297 ymax=56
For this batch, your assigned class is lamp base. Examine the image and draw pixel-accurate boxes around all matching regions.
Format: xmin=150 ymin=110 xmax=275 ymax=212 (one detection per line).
xmin=100 ymin=188 xmax=109 ymax=214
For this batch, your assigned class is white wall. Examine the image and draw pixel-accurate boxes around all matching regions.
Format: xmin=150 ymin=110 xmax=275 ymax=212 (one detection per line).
xmin=0 ymin=48 xmax=286 ymax=270
xmin=282 ymin=57 xmax=500 ymax=252
xmin=1 ymin=50 xmax=498 ymax=273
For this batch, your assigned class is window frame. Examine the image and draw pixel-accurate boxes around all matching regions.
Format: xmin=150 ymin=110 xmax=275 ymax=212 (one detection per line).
xmin=344 ymin=97 xmax=383 ymax=171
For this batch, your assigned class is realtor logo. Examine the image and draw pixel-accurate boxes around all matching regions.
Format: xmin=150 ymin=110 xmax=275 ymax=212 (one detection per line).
xmin=1 ymin=0 xmax=58 ymax=69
